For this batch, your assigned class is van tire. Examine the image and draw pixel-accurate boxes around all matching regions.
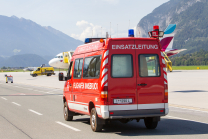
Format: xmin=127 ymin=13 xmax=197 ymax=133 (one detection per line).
xmin=144 ymin=117 xmax=158 ymax=129
xmin=64 ymin=102 xmax=73 ymax=121
xmin=90 ymin=108 xmax=103 ymax=132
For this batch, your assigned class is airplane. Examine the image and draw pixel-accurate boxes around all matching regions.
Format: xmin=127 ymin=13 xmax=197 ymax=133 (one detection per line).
xmin=160 ymin=24 xmax=186 ymax=57
xmin=23 ymin=67 xmax=38 ymax=71
xmin=48 ymin=51 xmax=74 ymax=69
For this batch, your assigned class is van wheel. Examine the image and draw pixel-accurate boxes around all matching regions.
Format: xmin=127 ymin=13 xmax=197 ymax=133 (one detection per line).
xmin=64 ymin=102 xmax=73 ymax=121
xmin=90 ymin=108 xmax=103 ymax=132
xmin=144 ymin=117 xmax=158 ymax=129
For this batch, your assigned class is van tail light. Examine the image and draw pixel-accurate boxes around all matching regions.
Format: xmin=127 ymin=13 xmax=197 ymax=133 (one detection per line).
xmin=101 ymin=86 xmax=108 ymax=103
xmin=164 ymin=84 xmax=168 ymax=103
xmin=101 ymin=91 xmax=108 ymax=98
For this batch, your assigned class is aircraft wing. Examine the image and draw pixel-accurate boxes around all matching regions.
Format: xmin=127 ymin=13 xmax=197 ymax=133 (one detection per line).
xmin=165 ymin=49 xmax=187 ymax=57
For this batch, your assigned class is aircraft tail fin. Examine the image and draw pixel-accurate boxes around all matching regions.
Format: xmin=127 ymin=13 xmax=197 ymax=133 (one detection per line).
xmin=160 ymin=24 xmax=176 ymax=51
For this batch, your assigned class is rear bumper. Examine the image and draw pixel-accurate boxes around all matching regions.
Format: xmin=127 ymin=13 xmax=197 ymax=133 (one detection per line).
xmin=109 ymin=109 xmax=165 ymax=119
xmin=100 ymin=103 xmax=169 ymax=119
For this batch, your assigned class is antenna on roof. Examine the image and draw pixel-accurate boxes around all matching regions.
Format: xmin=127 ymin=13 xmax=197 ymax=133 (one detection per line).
xmin=101 ymin=27 xmax=102 ymax=38
xmin=110 ymin=22 xmax=111 ymax=38
xmin=128 ymin=20 xmax=130 ymax=30
xmin=106 ymin=32 xmax=109 ymax=39
xmin=117 ymin=24 xmax=118 ymax=37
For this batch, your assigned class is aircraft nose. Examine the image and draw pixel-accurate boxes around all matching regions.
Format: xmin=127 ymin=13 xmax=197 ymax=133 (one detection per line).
xmin=49 ymin=59 xmax=56 ymax=67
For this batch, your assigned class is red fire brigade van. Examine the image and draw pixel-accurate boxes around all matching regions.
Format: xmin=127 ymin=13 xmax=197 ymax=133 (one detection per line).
xmin=59 ymin=27 xmax=168 ymax=132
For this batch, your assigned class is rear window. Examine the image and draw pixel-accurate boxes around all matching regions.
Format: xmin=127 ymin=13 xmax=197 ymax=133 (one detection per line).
xmin=111 ymin=54 xmax=133 ymax=78
xmin=139 ymin=54 xmax=160 ymax=77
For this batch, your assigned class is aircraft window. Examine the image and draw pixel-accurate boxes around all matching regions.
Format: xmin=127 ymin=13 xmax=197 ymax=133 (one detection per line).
xmin=111 ymin=55 xmax=133 ymax=78
xmin=61 ymin=56 xmax=63 ymax=58
xmin=55 ymin=56 xmax=58 ymax=58
xmin=83 ymin=56 xmax=101 ymax=78
xmin=139 ymin=54 xmax=160 ymax=77
xmin=73 ymin=58 xmax=83 ymax=78
xmin=58 ymin=56 xmax=60 ymax=58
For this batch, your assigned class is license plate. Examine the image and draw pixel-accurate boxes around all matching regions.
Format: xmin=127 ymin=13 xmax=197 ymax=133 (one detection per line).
xmin=114 ymin=98 xmax=132 ymax=104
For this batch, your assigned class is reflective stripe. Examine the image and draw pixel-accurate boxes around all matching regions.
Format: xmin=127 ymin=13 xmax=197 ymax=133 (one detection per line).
xmin=102 ymin=58 xmax=108 ymax=67
xmin=104 ymin=50 xmax=109 ymax=58
xmin=162 ymin=59 xmax=165 ymax=64
xmin=163 ymin=68 xmax=166 ymax=72
xmin=102 ymin=68 xmax=108 ymax=77
xmin=164 ymin=74 xmax=167 ymax=80
xmin=161 ymin=52 xmax=164 ymax=57
xmin=101 ymin=50 xmax=109 ymax=87
xmin=101 ymin=74 xmax=108 ymax=87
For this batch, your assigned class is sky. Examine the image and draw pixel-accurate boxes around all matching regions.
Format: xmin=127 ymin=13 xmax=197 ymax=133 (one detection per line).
xmin=0 ymin=0 xmax=170 ymax=41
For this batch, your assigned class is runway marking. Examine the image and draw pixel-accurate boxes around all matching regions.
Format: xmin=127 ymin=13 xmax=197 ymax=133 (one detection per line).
xmin=12 ymin=102 xmax=21 ymax=106
xmin=1 ymin=97 xmax=7 ymax=100
xmin=1 ymin=83 xmax=62 ymax=94
xmin=45 ymin=92 xmax=54 ymax=94
xmin=56 ymin=121 xmax=81 ymax=131
xmin=170 ymin=106 xmax=208 ymax=113
xmin=28 ymin=109 xmax=43 ymax=115
xmin=166 ymin=115 xmax=208 ymax=125
xmin=170 ymin=104 xmax=208 ymax=113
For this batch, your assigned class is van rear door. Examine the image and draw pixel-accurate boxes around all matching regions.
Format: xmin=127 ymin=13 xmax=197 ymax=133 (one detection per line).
xmin=135 ymin=40 xmax=165 ymax=109
xmin=108 ymin=40 xmax=137 ymax=111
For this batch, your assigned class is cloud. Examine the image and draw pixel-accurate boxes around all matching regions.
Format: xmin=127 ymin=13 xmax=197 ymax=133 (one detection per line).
xmin=71 ymin=20 xmax=107 ymax=41
xmin=71 ymin=20 xmax=136 ymax=41
xmin=13 ymin=49 xmax=21 ymax=55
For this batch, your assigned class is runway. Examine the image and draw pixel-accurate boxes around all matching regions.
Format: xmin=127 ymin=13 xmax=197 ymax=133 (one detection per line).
xmin=0 ymin=70 xmax=208 ymax=138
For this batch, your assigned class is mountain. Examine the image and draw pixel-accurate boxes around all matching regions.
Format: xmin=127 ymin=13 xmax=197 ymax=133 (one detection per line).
xmin=136 ymin=0 xmax=208 ymax=55
xmin=0 ymin=54 xmax=48 ymax=67
xmin=0 ymin=15 xmax=83 ymax=57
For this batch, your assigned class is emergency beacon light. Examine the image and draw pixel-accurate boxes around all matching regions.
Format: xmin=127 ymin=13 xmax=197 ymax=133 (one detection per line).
xmin=128 ymin=29 xmax=134 ymax=37
xmin=85 ymin=38 xmax=106 ymax=44
xmin=148 ymin=25 xmax=164 ymax=38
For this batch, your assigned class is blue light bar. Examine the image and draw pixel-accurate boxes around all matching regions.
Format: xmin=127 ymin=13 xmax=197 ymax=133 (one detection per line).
xmin=128 ymin=29 xmax=134 ymax=37
xmin=85 ymin=38 xmax=90 ymax=43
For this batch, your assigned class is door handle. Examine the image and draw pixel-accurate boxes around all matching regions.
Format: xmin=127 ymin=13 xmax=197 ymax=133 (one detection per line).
xmin=69 ymin=84 xmax=72 ymax=86
xmin=138 ymin=83 xmax=147 ymax=86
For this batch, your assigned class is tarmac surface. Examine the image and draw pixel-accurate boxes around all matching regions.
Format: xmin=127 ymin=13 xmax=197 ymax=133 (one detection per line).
xmin=0 ymin=70 xmax=208 ymax=138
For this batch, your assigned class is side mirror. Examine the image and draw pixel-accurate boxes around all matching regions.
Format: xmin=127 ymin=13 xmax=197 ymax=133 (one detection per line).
xmin=64 ymin=77 xmax=68 ymax=81
xmin=59 ymin=72 xmax=64 ymax=81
